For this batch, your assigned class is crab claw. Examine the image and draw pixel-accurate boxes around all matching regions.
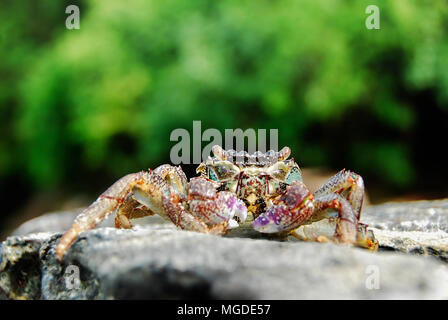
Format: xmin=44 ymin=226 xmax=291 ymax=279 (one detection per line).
xmin=253 ymin=181 xmax=314 ymax=233
xmin=188 ymin=178 xmax=247 ymax=229
xmin=252 ymin=205 xmax=290 ymax=233
xmin=220 ymin=193 xmax=247 ymax=228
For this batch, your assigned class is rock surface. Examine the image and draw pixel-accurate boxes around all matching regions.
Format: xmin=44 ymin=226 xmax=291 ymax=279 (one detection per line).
xmin=363 ymin=200 xmax=448 ymax=262
xmin=1 ymin=200 xmax=448 ymax=299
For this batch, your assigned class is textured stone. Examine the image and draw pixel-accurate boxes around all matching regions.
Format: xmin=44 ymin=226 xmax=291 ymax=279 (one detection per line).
xmin=363 ymin=200 xmax=448 ymax=261
xmin=363 ymin=199 xmax=448 ymax=232
xmin=1 ymin=200 xmax=448 ymax=300
xmin=11 ymin=210 xmax=85 ymax=236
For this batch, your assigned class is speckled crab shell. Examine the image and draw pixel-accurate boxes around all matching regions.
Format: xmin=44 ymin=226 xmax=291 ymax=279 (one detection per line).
xmin=196 ymin=146 xmax=304 ymax=218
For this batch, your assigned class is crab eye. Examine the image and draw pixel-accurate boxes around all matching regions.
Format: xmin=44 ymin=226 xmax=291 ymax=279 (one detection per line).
xmin=210 ymin=161 xmax=240 ymax=181
xmin=285 ymin=166 xmax=303 ymax=184
xmin=216 ymin=166 xmax=228 ymax=176
xmin=208 ymin=167 xmax=219 ymax=182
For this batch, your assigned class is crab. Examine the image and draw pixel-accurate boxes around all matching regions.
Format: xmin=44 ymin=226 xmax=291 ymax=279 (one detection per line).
xmin=55 ymin=145 xmax=378 ymax=260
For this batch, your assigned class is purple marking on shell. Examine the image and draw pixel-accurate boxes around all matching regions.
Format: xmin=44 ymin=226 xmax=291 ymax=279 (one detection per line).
xmin=225 ymin=196 xmax=236 ymax=209
xmin=236 ymin=201 xmax=246 ymax=212
xmin=268 ymin=205 xmax=288 ymax=225
xmin=253 ymin=214 xmax=270 ymax=228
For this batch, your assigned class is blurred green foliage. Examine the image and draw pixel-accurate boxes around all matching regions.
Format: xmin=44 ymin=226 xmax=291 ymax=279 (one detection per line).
xmin=1 ymin=0 xmax=448 ymax=194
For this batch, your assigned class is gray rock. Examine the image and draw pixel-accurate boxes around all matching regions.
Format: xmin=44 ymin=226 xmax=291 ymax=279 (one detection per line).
xmin=11 ymin=208 xmax=165 ymax=236
xmin=1 ymin=199 xmax=448 ymax=299
xmin=0 ymin=232 xmax=50 ymax=299
xmin=11 ymin=210 xmax=85 ymax=236
xmin=363 ymin=200 xmax=448 ymax=261
xmin=363 ymin=199 xmax=448 ymax=232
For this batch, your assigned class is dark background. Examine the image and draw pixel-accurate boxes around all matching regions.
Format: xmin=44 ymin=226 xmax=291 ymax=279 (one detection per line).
xmin=0 ymin=0 xmax=447 ymax=239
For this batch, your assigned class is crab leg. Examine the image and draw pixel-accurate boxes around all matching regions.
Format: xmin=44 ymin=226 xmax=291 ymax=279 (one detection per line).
xmin=114 ymin=196 xmax=155 ymax=229
xmin=313 ymin=169 xmax=364 ymax=219
xmin=291 ymin=199 xmax=378 ymax=250
xmin=291 ymin=194 xmax=378 ymax=250
xmin=307 ymin=170 xmax=377 ymax=249
xmin=55 ymin=170 xmax=168 ymax=261
xmin=311 ymin=193 xmax=358 ymax=244
xmin=153 ymin=164 xmax=188 ymax=196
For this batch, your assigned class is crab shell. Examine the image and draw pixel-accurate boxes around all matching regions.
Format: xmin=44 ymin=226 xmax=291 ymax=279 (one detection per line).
xmin=196 ymin=146 xmax=304 ymax=219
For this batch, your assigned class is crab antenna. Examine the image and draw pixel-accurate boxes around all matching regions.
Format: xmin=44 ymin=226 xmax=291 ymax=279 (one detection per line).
xmin=212 ymin=145 xmax=226 ymax=160
xmin=278 ymin=146 xmax=291 ymax=161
